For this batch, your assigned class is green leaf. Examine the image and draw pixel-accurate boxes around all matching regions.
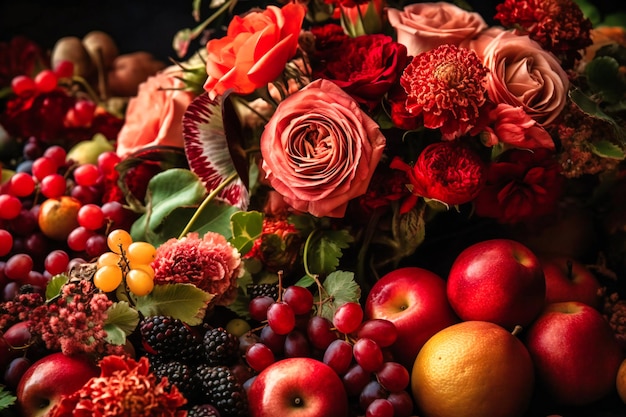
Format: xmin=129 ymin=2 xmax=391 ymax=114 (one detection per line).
xmin=229 ymin=211 xmax=264 ymax=255
xmin=224 ymin=272 xmax=253 ymax=319
xmin=585 ymin=56 xmax=626 ymax=103
xmin=45 ymin=274 xmax=69 ymax=300
xmin=391 ymin=204 xmax=426 ymax=258
xmin=306 ymin=229 xmax=354 ymax=276
xmin=317 ymin=270 xmax=361 ymax=320
xmin=591 ymin=140 xmax=626 ymax=160
xmin=294 ymin=275 xmax=316 ymax=288
xmin=568 ymin=88 xmax=625 ymax=139
xmin=135 ymin=283 xmax=214 ymax=326
xmin=289 ymin=213 xmax=317 ymax=236
xmin=103 ymin=301 xmax=140 ymax=345
xmin=0 ymin=386 xmax=16 ymax=410
xmin=130 ymin=169 xmax=207 ymax=245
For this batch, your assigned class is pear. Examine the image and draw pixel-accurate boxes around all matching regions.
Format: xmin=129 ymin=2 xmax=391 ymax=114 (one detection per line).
xmin=66 ymin=133 xmax=115 ymax=165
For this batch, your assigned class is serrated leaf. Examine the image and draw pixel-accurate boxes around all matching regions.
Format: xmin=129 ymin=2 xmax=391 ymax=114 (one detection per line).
xmin=0 ymin=386 xmax=17 ymax=409
xmin=104 ymin=301 xmax=140 ymax=346
xmin=230 ymin=211 xmax=264 ymax=255
xmin=317 ymin=270 xmax=361 ymax=320
xmin=568 ymin=88 xmax=625 ymax=137
xmin=130 ymin=169 xmax=207 ymax=244
xmin=289 ymin=213 xmax=317 ymax=235
xmin=135 ymin=283 xmax=213 ymax=325
xmin=46 ymin=274 xmax=69 ymax=300
xmin=591 ymin=140 xmax=626 ymax=160
xmin=306 ymin=229 xmax=354 ymax=276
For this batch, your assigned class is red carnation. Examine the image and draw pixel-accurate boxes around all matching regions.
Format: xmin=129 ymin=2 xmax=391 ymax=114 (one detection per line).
xmin=391 ymin=141 xmax=485 ymax=210
xmin=474 ymin=148 xmax=564 ymax=224
xmin=495 ymin=0 xmax=592 ymax=67
xmin=400 ymin=44 xmax=488 ymax=139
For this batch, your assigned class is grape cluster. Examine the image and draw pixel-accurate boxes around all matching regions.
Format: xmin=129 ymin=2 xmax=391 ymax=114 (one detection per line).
xmin=242 ymin=284 xmax=415 ymax=417
xmin=93 ymin=229 xmax=156 ymax=296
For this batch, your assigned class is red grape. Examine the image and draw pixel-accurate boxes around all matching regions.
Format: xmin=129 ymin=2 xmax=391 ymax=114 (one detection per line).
xmin=366 ymin=398 xmax=394 ymax=417
xmin=249 ymin=295 xmax=274 ymax=322
xmin=73 ymin=163 xmax=100 ymax=187
xmin=4 ymin=253 xmax=33 ymax=281
xmin=43 ymin=145 xmax=67 ymax=167
xmin=375 ymin=361 xmax=409 ymax=393
xmin=70 ymin=184 xmax=100 ymax=205
xmin=40 ymin=174 xmax=67 ymax=198
xmin=0 ymin=195 xmax=22 ymax=220
xmin=333 ymin=301 xmax=364 ymax=335
xmin=44 ymin=249 xmax=70 ymax=275
xmin=12 ymin=209 xmax=37 ymax=236
xmin=283 ymin=330 xmax=310 ymax=358
xmin=323 ymin=339 xmax=353 ymax=375
xmin=359 ymin=380 xmax=387 ymax=411
xmin=34 ymin=69 xmax=58 ymax=93
xmin=357 ymin=319 xmax=398 ymax=348
xmin=97 ymin=151 xmax=121 ymax=173
xmin=11 ymin=75 xmax=36 ymax=96
xmin=77 ymin=204 xmax=105 ymax=231
xmin=259 ymin=325 xmax=286 ymax=356
xmin=72 ymin=100 xmax=96 ymax=126
xmin=266 ymin=301 xmax=296 ymax=335
xmin=306 ymin=315 xmax=339 ymax=350
xmin=2 ymin=282 xmax=20 ymax=301
xmin=245 ymin=342 xmax=275 ymax=372
xmin=85 ymin=234 xmax=108 ymax=258
xmin=0 ymin=229 xmax=13 ymax=256
xmin=353 ymin=338 xmax=384 ymax=372
xmin=282 ymin=285 xmax=314 ymax=315
xmin=386 ymin=391 xmax=414 ymax=417
xmin=342 ymin=363 xmax=372 ymax=397
xmin=67 ymin=226 xmax=95 ymax=252
xmin=4 ymin=357 xmax=32 ymax=390
xmin=9 ymin=172 xmax=36 ymax=197
xmin=53 ymin=60 xmax=74 ymax=79
xmin=31 ymin=157 xmax=58 ymax=181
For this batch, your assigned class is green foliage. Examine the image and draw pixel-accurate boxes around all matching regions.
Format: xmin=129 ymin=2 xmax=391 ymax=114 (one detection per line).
xmin=585 ymin=56 xmax=626 ymax=104
xmin=131 ymin=168 xmax=207 ymax=245
xmin=229 ymin=210 xmax=264 ymax=255
xmin=46 ymin=274 xmax=69 ymax=300
xmin=591 ymin=140 xmax=626 ymax=159
xmin=135 ymin=283 xmax=214 ymax=326
xmin=305 ymin=229 xmax=354 ymax=276
xmin=317 ymin=270 xmax=361 ymax=320
xmin=0 ymin=387 xmax=16 ymax=410
xmin=104 ymin=301 xmax=140 ymax=346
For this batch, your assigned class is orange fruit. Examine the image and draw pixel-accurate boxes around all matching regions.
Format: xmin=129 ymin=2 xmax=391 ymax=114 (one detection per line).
xmin=38 ymin=196 xmax=81 ymax=241
xmin=411 ymin=321 xmax=534 ymax=417
xmin=616 ymin=358 xmax=626 ymax=403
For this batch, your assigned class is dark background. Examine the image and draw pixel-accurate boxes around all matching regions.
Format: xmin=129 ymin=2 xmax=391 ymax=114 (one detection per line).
xmin=1 ymin=0 xmax=625 ymax=63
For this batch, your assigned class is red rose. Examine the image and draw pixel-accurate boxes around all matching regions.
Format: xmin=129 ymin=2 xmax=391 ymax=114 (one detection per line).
xmin=312 ymin=28 xmax=408 ymax=110
xmin=391 ymin=141 xmax=485 ymax=210
xmin=474 ymin=148 xmax=564 ymax=224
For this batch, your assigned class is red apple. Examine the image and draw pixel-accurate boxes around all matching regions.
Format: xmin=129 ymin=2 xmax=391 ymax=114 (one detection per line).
xmin=541 ymin=256 xmax=604 ymax=310
xmin=247 ymin=357 xmax=348 ymax=417
xmin=524 ymin=301 xmax=624 ymax=406
xmin=364 ymin=267 xmax=459 ymax=369
xmin=446 ymin=238 xmax=545 ymax=331
xmin=16 ymin=352 xmax=100 ymax=417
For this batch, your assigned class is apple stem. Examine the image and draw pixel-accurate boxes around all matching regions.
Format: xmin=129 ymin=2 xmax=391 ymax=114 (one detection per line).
xmin=511 ymin=325 xmax=523 ymax=337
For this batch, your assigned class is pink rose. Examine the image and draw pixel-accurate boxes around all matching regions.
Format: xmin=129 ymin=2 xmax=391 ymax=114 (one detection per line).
xmin=387 ymin=2 xmax=488 ymax=56
xmin=476 ymin=30 xmax=570 ymax=126
xmin=260 ymin=79 xmax=386 ymax=218
xmin=115 ymin=66 xmax=194 ymax=158
xmin=482 ymin=103 xmax=555 ymax=150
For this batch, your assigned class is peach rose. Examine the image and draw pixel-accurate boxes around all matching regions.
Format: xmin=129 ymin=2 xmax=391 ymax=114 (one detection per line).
xmin=477 ymin=30 xmax=570 ymax=126
xmin=260 ymin=79 xmax=386 ymax=218
xmin=387 ymin=2 xmax=488 ymax=56
xmin=203 ymin=3 xmax=306 ymax=99
xmin=115 ymin=66 xmax=194 ymax=158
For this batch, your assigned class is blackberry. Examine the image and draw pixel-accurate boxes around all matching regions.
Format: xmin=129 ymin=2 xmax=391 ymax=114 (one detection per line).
xmin=203 ymin=327 xmax=240 ymax=366
xmin=187 ymin=404 xmax=220 ymax=417
xmin=247 ymin=283 xmax=279 ymax=300
xmin=139 ymin=315 xmax=203 ymax=363
xmin=151 ymin=360 xmax=194 ymax=398
xmin=193 ymin=364 xmax=248 ymax=417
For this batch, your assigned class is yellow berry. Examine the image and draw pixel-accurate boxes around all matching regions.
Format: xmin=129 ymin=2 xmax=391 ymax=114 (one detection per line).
xmin=126 ymin=269 xmax=154 ymax=296
xmin=126 ymin=241 xmax=156 ymax=265
xmin=107 ymin=229 xmax=132 ymax=254
xmin=93 ymin=265 xmax=123 ymax=292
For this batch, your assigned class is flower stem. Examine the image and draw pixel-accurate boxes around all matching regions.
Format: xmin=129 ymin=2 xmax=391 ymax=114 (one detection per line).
xmin=178 ymin=171 xmax=239 ymax=239
xmin=302 ymin=228 xmax=319 ymax=279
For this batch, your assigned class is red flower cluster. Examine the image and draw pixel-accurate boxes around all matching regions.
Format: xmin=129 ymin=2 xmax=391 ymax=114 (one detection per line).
xmin=495 ymin=0 xmax=593 ymax=67
xmin=311 ymin=24 xmax=408 ymax=110
xmin=50 ymin=355 xmax=187 ymax=417
xmin=0 ymin=36 xmax=47 ymax=88
xmin=400 ymin=44 xmax=489 ymax=139
xmin=245 ymin=216 xmax=303 ymax=274
xmin=474 ymin=148 xmax=564 ymax=224
xmin=391 ymin=141 xmax=485 ymax=210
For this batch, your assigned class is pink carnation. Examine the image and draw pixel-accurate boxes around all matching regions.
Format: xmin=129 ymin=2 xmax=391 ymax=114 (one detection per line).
xmin=152 ymin=232 xmax=243 ymax=306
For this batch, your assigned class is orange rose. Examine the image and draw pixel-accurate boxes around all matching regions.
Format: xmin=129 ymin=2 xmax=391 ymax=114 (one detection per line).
xmin=203 ymin=3 xmax=306 ymax=99
xmin=115 ymin=66 xmax=194 ymax=158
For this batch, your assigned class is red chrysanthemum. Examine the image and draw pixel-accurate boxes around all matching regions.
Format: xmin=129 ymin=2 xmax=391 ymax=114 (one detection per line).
xmin=152 ymin=232 xmax=243 ymax=306
xmin=50 ymin=355 xmax=187 ymax=417
xmin=494 ymin=0 xmax=592 ymax=67
xmin=400 ymin=44 xmax=489 ymax=139
xmin=391 ymin=141 xmax=485 ymax=210
xmin=474 ymin=148 xmax=565 ymax=224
